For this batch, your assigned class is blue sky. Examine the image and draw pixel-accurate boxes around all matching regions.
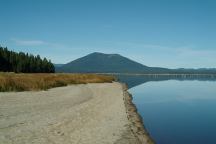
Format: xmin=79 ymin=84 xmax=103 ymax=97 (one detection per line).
xmin=0 ymin=0 xmax=216 ymax=68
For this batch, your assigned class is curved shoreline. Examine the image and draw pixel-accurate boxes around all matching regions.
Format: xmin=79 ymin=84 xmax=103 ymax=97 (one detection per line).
xmin=0 ymin=82 xmax=154 ymax=144
xmin=121 ymin=83 xmax=155 ymax=144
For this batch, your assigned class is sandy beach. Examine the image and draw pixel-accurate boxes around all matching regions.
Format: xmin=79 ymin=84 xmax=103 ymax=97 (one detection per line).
xmin=0 ymin=82 xmax=152 ymax=144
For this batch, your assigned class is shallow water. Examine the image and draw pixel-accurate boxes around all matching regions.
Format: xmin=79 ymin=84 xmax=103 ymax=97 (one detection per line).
xmin=128 ymin=80 xmax=216 ymax=144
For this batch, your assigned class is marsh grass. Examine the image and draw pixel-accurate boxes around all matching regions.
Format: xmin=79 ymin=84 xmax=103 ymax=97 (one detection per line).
xmin=0 ymin=73 xmax=115 ymax=92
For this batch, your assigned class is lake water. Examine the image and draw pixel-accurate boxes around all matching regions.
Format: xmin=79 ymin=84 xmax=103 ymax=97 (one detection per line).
xmin=117 ymin=75 xmax=216 ymax=144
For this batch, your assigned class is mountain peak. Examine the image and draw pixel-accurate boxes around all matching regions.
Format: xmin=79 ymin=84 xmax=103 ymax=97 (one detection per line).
xmin=56 ymin=52 xmax=154 ymax=73
xmin=89 ymin=52 xmax=120 ymax=57
xmin=89 ymin=52 xmax=104 ymax=55
xmin=55 ymin=52 xmax=171 ymax=73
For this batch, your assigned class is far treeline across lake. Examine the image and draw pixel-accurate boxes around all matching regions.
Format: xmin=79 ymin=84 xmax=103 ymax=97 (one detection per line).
xmin=0 ymin=46 xmax=55 ymax=73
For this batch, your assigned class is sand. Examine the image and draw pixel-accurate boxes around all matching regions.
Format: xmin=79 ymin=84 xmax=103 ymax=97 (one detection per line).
xmin=0 ymin=82 xmax=152 ymax=144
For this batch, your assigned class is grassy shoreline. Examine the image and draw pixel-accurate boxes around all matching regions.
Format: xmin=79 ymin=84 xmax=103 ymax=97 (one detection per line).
xmin=0 ymin=73 xmax=115 ymax=92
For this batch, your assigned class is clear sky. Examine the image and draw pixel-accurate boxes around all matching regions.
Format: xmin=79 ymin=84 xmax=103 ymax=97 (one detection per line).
xmin=0 ymin=0 xmax=216 ymax=68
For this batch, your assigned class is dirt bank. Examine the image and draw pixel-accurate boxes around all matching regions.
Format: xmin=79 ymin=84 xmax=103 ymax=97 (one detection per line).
xmin=121 ymin=84 xmax=154 ymax=144
xmin=0 ymin=82 xmax=153 ymax=144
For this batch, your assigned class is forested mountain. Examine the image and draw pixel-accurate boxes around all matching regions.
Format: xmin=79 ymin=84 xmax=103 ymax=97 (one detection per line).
xmin=0 ymin=46 xmax=55 ymax=73
xmin=56 ymin=52 xmax=216 ymax=74
xmin=56 ymin=52 xmax=170 ymax=73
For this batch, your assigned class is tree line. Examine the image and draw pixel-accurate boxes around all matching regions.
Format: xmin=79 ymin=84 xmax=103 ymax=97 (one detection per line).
xmin=0 ymin=46 xmax=55 ymax=73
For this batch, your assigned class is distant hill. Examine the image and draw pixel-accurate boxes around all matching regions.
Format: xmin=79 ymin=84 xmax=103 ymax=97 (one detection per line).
xmin=56 ymin=52 xmax=170 ymax=73
xmin=54 ymin=64 xmax=64 ymax=68
xmin=56 ymin=52 xmax=216 ymax=74
xmin=171 ymin=68 xmax=216 ymax=74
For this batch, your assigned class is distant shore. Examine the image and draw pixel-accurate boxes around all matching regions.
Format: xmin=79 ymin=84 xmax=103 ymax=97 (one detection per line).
xmin=96 ymin=73 xmax=216 ymax=76
xmin=0 ymin=82 xmax=153 ymax=144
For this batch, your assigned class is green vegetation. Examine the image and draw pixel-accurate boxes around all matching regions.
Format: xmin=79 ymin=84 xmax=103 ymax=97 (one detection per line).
xmin=0 ymin=73 xmax=115 ymax=92
xmin=0 ymin=46 xmax=55 ymax=73
xmin=56 ymin=52 xmax=216 ymax=74
xmin=55 ymin=52 xmax=170 ymax=73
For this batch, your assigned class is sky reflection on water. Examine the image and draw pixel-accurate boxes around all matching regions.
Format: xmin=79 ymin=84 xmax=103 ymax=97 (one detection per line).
xmin=129 ymin=80 xmax=216 ymax=144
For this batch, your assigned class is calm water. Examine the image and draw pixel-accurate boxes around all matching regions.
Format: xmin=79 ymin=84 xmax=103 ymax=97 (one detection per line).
xmin=117 ymin=75 xmax=216 ymax=144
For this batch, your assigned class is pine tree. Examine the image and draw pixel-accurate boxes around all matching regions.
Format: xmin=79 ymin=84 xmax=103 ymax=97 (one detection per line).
xmin=0 ymin=46 xmax=55 ymax=73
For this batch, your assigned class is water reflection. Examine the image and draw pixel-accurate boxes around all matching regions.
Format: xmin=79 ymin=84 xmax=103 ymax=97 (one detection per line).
xmin=115 ymin=74 xmax=216 ymax=144
xmin=115 ymin=74 xmax=216 ymax=89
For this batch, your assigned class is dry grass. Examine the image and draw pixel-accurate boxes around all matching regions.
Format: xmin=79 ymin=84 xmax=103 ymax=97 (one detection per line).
xmin=0 ymin=73 xmax=115 ymax=92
